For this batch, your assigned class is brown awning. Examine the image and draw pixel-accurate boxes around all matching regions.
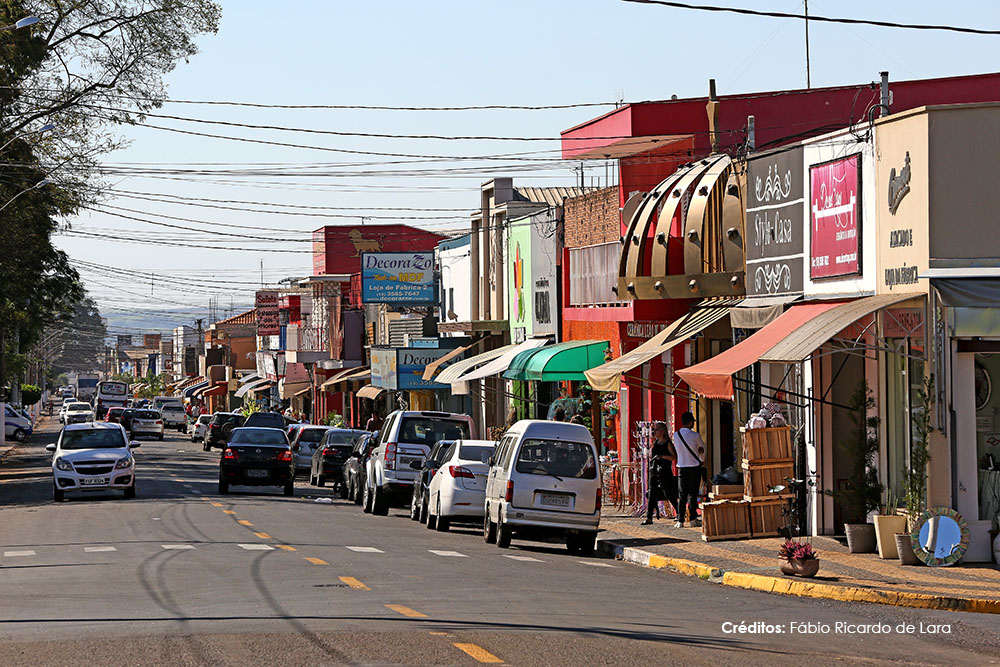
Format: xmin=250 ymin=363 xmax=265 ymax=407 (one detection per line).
xmin=421 ymin=340 xmax=483 ymax=381
xmin=320 ymin=367 xmax=369 ymax=390
xmin=357 ymin=385 xmax=385 ymax=400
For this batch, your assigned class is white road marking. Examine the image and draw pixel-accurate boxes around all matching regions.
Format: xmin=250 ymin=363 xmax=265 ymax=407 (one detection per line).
xmin=238 ymin=544 xmax=274 ymax=551
xmin=345 ymin=546 xmax=384 ymax=553
xmin=3 ymin=550 xmax=35 ymax=557
xmin=580 ymin=561 xmax=616 ymax=568
xmin=161 ymin=544 xmax=195 ymax=550
xmin=502 ymin=554 xmax=543 ymax=562
xmin=429 ymin=550 xmax=468 ymax=558
xmin=84 ymin=546 xmax=117 ymax=553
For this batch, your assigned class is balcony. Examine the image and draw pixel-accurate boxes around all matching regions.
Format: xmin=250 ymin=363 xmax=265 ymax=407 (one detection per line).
xmin=284 ymin=324 xmax=330 ymax=364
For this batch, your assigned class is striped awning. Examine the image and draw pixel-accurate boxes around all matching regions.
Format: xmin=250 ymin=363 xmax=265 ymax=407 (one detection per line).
xmin=356 ymin=384 xmax=385 ymax=400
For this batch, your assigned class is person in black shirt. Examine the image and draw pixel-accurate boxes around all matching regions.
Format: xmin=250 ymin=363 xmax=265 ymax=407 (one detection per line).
xmin=642 ymin=422 xmax=678 ymax=524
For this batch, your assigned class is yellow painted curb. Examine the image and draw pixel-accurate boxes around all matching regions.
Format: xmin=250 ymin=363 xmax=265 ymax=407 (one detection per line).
xmin=648 ymin=554 xmax=720 ymax=579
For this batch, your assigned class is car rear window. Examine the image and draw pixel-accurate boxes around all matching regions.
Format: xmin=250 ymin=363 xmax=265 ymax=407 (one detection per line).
xmin=231 ymin=430 xmax=288 ymax=446
xmin=515 ymin=439 xmax=596 ymax=479
xmin=61 ymin=429 xmax=127 ymax=450
xmin=198 ymin=415 xmax=212 ymax=424
xmin=68 ymin=403 xmax=91 ymax=411
xmin=162 ymin=405 xmax=184 ymax=413
xmin=459 ymin=444 xmax=494 ymax=463
xmin=398 ymin=418 xmax=469 ymax=447
xmin=245 ymin=413 xmax=286 ymax=428
xmin=213 ymin=414 xmax=243 ymax=425
xmin=136 ymin=410 xmax=160 ymax=419
xmin=298 ymin=429 xmax=327 ymax=443
xmin=326 ymin=431 xmax=362 ymax=445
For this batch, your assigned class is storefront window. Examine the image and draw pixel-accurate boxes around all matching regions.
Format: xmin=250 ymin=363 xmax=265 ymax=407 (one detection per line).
xmin=974 ymin=354 xmax=1000 ymax=522
xmin=884 ymin=339 xmax=925 ymax=498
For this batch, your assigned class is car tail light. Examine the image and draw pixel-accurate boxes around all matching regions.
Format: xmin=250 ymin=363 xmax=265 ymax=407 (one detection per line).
xmin=596 ymin=487 xmax=602 ymax=506
xmin=210 ymin=423 xmax=218 ymax=430
xmin=277 ymin=450 xmax=293 ymax=462
xmin=384 ymin=443 xmax=396 ymax=470
xmin=505 ymin=480 xmax=514 ymax=502
xmin=223 ymin=448 xmax=237 ymax=460
xmin=449 ymin=466 xmax=475 ymax=479
xmin=156 ymin=420 xmax=163 ymax=425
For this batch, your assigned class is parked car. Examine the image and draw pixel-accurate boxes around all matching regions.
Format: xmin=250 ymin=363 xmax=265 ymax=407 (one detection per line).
xmin=62 ymin=401 xmax=95 ymax=425
xmin=243 ymin=412 xmax=288 ymax=430
xmin=204 ymin=412 xmax=245 ymax=451
xmin=104 ymin=406 xmax=126 ymax=425
xmin=409 ymin=439 xmax=453 ymax=523
xmin=4 ymin=404 xmax=33 ymax=442
xmin=484 ymin=420 xmax=601 ymax=554
xmin=57 ymin=397 xmax=76 ymax=423
xmin=308 ymin=428 xmax=367 ymax=490
xmin=46 ymin=422 xmax=138 ymax=501
xmin=160 ymin=403 xmax=187 ymax=432
xmin=218 ymin=427 xmax=294 ymax=496
xmin=343 ymin=432 xmax=377 ymax=506
xmin=190 ymin=414 xmax=212 ymax=442
xmin=130 ymin=409 xmax=164 ymax=440
xmin=423 ymin=439 xmax=495 ymax=531
xmin=119 ymin=408 xmax=138 ymax=434
xmin=363 ymin=410 xmax=474 ymax=515
xmin=287 ymin=423 xmax=304 ymax=445
xmin=290 ymin=425 xmax=331 ymax=476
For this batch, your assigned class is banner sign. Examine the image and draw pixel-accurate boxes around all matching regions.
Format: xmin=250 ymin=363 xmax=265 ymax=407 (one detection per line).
xmin=746 ymin=145 xmax=805 ymax=296
xmin=370 ymin=347 xmax=397 ymax=390
xmin=361 ymin=252 xmax=435 ymax=304
xmin=255 ymin=290 xmax=280 ymax=336
xmin=810 ymin=154 xmax=861 ymax=279
xmin=370 ymin=347 xmax=465 ymax=391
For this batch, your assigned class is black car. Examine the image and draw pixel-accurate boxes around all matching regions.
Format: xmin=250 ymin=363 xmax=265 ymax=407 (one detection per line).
xmin=309 ymin=429 xmax=368 ymax=493
xmin=119 ymin=408 xmax=138 ymax=434
xmin=409 ymin=439 xmax=453 ymax=523
xmin=204 ymin=412 xmax=246 ymax=451
xmin=344 ymin=433 xmax=377 ymax=506
xmin=244 ymin=412 xmax=289 ymax=430
xmin=218 ymin=427 xmax=294 ymax=496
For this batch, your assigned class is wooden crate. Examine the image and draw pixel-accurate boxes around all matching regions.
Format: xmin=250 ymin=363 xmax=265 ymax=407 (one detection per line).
xmin=749 ymin=499 xmax=786 ymax=537
xmin=701 ymin=500 xmax=752 ymax=541
xmin=740 ymin=426 xmax=793 ymax=464
xmin=709 ymin=484 xmax=744 ymax=501
xmin=743 ymin=462 xmax=795 ymax=502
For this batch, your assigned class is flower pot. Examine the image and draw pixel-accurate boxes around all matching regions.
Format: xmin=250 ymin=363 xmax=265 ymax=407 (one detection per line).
xmin=874 ymin=514 xmax=907 ymax=559
xmin=844 ymin=523 xmax=876 ymax=553
xmin=779 ymin=558 xmax=820 ymax=578
xmin=895 ymin=532 xmax=921 ymax=566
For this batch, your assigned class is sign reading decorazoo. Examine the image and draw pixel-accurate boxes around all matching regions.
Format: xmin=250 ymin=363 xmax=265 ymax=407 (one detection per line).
xmin=745 ymin=147 xmax=804 ymax=297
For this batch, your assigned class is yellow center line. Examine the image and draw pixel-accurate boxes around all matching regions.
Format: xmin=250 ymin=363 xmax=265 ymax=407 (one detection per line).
xmin=453 ymin=643 xmax=503 ymax=664
xmin=200 ymin=497 xmax=210 ymax=501
xmin=339 ymin=576 xmax=370 ymax=590
xmin=304 ymin=557 xmax=328 ymax=565
xmin=174 ymin=478 xmax=184 ymax=483
xmin=385 ymin=604 xmax=427 ymax=618
xmin=223 ymin=510 xmax=236 ymax=515
xmin=276 ymin=545 xmax=296 ymax=551
xmin=254 ymin=532 xmax=272 ymax=539
xmin=237 ymin=520 xmax=253 ymax=526
xmin=210 ymin=502 xmax=223 ymax=507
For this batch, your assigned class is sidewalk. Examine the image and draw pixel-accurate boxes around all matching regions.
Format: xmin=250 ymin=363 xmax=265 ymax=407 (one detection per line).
xmin=597 ymin=510 xmax=1000 ymax=614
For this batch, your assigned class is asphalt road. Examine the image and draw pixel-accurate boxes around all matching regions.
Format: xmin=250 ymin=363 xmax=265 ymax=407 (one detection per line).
xmin=0 ymin=421 xmax=997 ymax=666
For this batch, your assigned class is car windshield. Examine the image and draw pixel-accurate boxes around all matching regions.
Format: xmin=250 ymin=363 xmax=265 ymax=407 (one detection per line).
xmin=61 ymin=429 xmax=127 ymax=450
xmin=459 ymin=444 xmax=494 ymax=463
xmin=230 ymin=429 xmax=287 ymax=446
xmin=326 ymin=431 xmax=362 ymax=445
xmin=398 ymin=418 xmax=469 ymax=447
xmin=68 ymin=403 xmax=90 ymax=411
xmin=515 ymin=439 xmax=597 ymax=479
xmin=136 ymin=410 xmax=160 ymax=419
xmin=298 ymin=429 xmax=327 ymax=443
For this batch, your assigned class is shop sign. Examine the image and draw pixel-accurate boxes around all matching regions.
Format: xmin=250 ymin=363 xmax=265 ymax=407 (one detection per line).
xmin=626 ymin=321 xmax=662 ymax=340
xmin=746 ymin=146 xmax=804 ymax=296
xmin=361 ymin=252 xmax=435 ymax=304
xmin=370 ymin=347 xmax=397 ymax=390
xmin=397 ymin=347 xmax=464 ymax=391
xmin=255 ymin=290 xmax=280 ymax=336
xmin=888 ymin=151 xmax=911 ymax=215
xmin=883 ymin=308 xmax=924 ymax=339
xmin=810 ymin=154 xmax=861 ymax=279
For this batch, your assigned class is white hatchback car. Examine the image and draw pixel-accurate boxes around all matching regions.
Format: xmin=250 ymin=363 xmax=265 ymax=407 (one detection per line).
xmin=130 ymin=409 xmax=164 ymax=440
xmin=190 ymin=414 xmax=212 ymax=442
xmin=484 ymin=420 xmax=601 ymax=554
xmin=47 ymin=423 xmax=139 ymax=501
xmin=425 ymin=439 xmax=495 ymax=532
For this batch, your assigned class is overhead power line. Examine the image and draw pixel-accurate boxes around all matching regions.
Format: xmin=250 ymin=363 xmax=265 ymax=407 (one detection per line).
xmin=621 ymin=0 xmax=1000 ymax=36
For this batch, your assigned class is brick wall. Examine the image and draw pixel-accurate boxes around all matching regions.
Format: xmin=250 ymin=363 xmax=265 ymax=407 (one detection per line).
xmin=564 ymin=187 xmax=619 ymax=248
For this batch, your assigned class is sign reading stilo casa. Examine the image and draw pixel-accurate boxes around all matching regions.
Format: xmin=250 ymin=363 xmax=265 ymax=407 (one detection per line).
xmin=255 ymin=290 xmax=280 ymax=336
xmin=361 ymin=252 xmax=435 ymax=304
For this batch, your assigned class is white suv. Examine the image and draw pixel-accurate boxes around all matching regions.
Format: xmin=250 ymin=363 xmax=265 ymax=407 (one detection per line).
xmin=47 ymin=423 xmax=139 ymax=501
xmin=160 ymin=404 xmax=187 ymax=432
xmin=363 ymin=410 xmax=474 ymax=515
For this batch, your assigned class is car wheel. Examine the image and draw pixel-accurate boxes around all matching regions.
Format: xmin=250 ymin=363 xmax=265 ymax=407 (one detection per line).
xmin=484 ymin=508 xmax=497 ymax=544
xmin=372 ymin=486 xmax=389 ymax=516
xmin=339 ymin=480 xmax=349 ymax=500
xmin=218 ymin=478 xmax=229 ymax=494
xmin=12 ymin=428 xmax=26 ymax=442
xmin=158 ymin=433 xmax=163 ymax=441
xmin=284 ymin=481 xmax=294 ymax=497
xmin=203 ymin=441 xmax=211 ymax=452
xmin=409 ymin=493 xmax=421 ymax=521
xmin=361 ymin=481 xmax=373 ymax=514
xmin=496 ymin=517 xmax=511 ymax=549
xmin=124 ymin=483 xmax=136 ymax=500
xmin=435 ymin=497 xmax=450 ymax=532
xmin=53 ymin=484 xmax=64 ymax=502
xmin=419 ymin=497 xmax=428 ymax=524
xmin=316 ymin=474 xmax=325 ymax=487
xmin=351 ymin=479 xmax=361 ymax=505
xmin=577 ymin=531 xmax=597 ymax=556
xmin=425 ymin=503 xmax=437 ymax=530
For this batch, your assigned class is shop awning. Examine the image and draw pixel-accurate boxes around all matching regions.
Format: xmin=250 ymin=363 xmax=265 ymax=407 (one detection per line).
xmin=183 ymin=379 xmax=208 ymax=397
xmin=235 ymin=377 xmax=273 ymax=398
xmin=320 ymin=367 xmax=369 ymax=390
xmin=585 ymin=302 xmax=736 ymax=392
xmin=435 ymin=344 xmax=519 ymax=386
xmin=249 ymin=381 xmax=274 ymax=394
xmin=759 ymin=293 xmax=923 ymax=363
xmin=421 ymin=340 xmax=484 ymax=381
xmin=453 ymin=338 xmax=550 ymax=384
xmin=357 ymin=384 xmax=385 ymax=400
xmin=294 ymin=386 xmax=312 ymax=397
xmin=677 ymin=301 xmax=844 ymax=400
xmin=237 ymin=373 xmax=260 ymax=385
xmin=730 ymin=294 xmax=801 ymax=329
xmin=504 ymin=340 xmax=609 ymax=382
xmin=200 ymin=382 xmax=228 ymax=398
xmin=280 ymin=380 xmax=310 ymax=400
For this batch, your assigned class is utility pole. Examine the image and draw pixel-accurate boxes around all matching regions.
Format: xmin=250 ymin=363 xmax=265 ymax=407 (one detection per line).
xmin=804 ymin=0 xmax=811 ymax=89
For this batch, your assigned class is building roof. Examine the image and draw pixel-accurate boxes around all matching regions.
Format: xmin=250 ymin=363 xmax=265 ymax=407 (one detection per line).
xmin=515 ymin=186 xmax=595 ymax=208
xmin=215 ymin=308 xmax=257 ymax=326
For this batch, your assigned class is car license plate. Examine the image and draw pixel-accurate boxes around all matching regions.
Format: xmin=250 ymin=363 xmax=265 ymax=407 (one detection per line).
xmin=80 ymin=477 xmax=108 ymax=486
xmin=399 ymin=456 xmax=420 ymax=467
xmin=247 ymin=469 xmax=268 ymax=478
xmin=540 ymin=493 xmax=571 ymax=508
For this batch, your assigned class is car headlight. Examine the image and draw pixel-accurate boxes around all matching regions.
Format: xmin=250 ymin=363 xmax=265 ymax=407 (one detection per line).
xmin=115 ymin=456 xmax=134 ymax=470
xmin=54 ymin=457 xmax=73 ymax=471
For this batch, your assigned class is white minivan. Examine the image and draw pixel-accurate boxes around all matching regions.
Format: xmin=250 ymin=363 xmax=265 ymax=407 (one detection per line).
xmin=484 ymin=420 xmax=601 ymax=554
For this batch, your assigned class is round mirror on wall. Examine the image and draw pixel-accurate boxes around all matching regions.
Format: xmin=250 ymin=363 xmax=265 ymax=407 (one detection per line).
xmin=910 ymin=507 xmax=970 ymax=567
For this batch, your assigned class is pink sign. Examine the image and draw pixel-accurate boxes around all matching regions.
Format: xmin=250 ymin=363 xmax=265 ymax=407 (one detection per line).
xmin=810 ymin=154 xmax=860 ymax=279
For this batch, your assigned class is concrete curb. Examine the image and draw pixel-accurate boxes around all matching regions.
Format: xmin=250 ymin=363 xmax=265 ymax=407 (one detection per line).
xmin=597 ymin=537 xmax=1000 ymax=615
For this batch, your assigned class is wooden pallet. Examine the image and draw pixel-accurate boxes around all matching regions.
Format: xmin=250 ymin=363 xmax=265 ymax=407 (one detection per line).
xmin=701 ymin=500 xmax=752 ymax=542
xmin=740 ymin=426 xmax=792 ymax=463
xmin=743 ymin=462 xmax=795 ymax=502
xmin=749 ymin=499 xmax=786 ymax=537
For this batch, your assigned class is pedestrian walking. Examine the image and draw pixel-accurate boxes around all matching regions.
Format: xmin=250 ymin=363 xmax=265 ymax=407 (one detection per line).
xmin=673 ymin=411 xmax=706 ymax=528
xmin=366 ymin=410 xmax=383 ymax=433
xmin=642 ymin=422 xmax=678 ymax=524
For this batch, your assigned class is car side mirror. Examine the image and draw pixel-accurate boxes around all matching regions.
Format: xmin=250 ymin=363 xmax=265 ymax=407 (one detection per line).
xmin=130 ymin=441 xmax=141 ymax=448
xmin=45 ymin=443 xmax=56 ymax=452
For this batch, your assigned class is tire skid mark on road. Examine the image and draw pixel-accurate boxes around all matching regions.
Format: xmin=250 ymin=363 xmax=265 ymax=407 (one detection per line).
xmin=453 ymin=642 xmax=504 ymax=664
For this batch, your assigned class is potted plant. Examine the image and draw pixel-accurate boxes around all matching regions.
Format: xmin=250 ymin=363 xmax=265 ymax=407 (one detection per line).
xmin=826 ymin=381 xmax=883 ymax=553
xmin=897 ymin=376 xmax=933 ymax=566
xmin=875 ymin=491 xmax=907 ymax=559
xmin=778 ymin=540 xmax=820 ymax=577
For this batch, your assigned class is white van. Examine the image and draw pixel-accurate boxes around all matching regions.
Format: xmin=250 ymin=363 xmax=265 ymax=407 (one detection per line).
xmin=484 ymin=420 xmax=601 ymax=554
xmin=4 ymin=405 xmax=33 ymax=442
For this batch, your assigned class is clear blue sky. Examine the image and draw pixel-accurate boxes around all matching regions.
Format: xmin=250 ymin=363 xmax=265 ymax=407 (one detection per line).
xmin=53 ymin=0 xmax=1000 ymax=334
